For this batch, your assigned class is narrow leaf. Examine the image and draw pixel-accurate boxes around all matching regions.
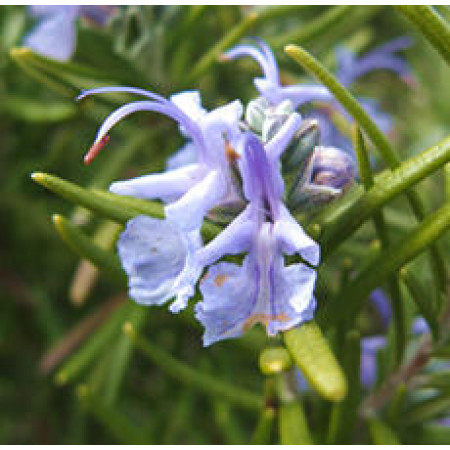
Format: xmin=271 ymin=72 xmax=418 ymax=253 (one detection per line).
xmin=327 ymin=330 xmax=361 ymax=444
xmin=52 ymin=214 xmax=126 ymax=285
xmin=319 ymin=201 xmax=450 ymax=327
xmin=395 ymin=6 xmax=450 ymax=64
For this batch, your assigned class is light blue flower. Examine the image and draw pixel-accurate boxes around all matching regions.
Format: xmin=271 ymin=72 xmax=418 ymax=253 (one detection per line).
xmin=24 ymin=5 xmax=116 ymax=61
xmin=78 ymin=88 xmax=244 ymax=232
xmin=195 ymin=131 xmax=319 ymax=345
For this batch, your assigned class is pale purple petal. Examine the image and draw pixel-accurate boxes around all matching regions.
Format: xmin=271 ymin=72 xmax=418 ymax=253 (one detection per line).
xmin=24 ymin=9 xmax=78 ymax=61
xmin=223 ymin=43 xmax=279 ymax=85
xmin=196 ymin=206 xmax=254 ymax=266
xmin=170 ymin=90 xmax=207 ymax=123
xmin=274 ymin=204 xmax=320 ymax=266
xmin=275 ymin=85 xmax=333 ymax=107
xmin=196 ymin=251 xmax=316 ymax=346
xmin=196 ymin=258 xmax=258 ymax=346
xmin=164 ymin=170 xmax=226 ymax=231
xmin=411 ymin=317 xmax=430 ymax=335
xmin=369 ymin=288 xmax=392 ymax=328
xmin=361 ymin=336 xmax=386 ymax=388
xmin=265 ymin=112 xmax=302 ymax=161
xmin=79 ymin=5 xmax=116 ymax=25
xmin=109 ymin=164 xmax=202 ymax=201
xmin=166 ymin=142 xmax=198 ymax=171
xmin=118 ymin=216 xmax=201 ymax=307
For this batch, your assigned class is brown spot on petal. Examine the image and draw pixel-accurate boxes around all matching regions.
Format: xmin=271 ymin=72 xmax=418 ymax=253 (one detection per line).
xmin=214 ymin=274 xmax=229 ymax=287
xmin=242 ymin=313 xmax=290 ymax=332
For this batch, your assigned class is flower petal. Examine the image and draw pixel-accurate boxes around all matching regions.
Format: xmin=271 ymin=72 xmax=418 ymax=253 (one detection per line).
xmin=275 ymin=204 xmax=320 ymax=266
xmin=118 ymin=216 xmax=200 ymax=306
xmin=24 ymin=10 xmax=77 ymax=61
xmin=109 ymin=163 xmax=202 ymax=201
xmin=165 ymin=170 xmax=226 ymax=231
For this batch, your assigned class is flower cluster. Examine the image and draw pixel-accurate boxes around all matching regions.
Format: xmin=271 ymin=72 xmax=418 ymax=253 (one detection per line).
xmin=80 ymin=40 xmax=410 ymax=345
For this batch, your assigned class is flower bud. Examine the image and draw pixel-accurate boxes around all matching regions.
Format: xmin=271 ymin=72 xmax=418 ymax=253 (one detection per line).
xmin=310 ymin=146 xmax=355 ymax=191
xmin=245 ymin=97 xmax=271 ymax=133
xmin=287 ymin=146 xmax=355 ymax=212
xmin=282 ymin=119 xmax=320 ymax=173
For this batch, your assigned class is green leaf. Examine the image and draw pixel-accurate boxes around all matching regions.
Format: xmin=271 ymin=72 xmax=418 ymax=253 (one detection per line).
xmin=319 ymin=201 xmax=450 ymax=327
xmin=1 ymin=95 xmax=77 ymax=122
xmin=32 ymin=172 xmax=163 ymax=224
xmin=283 ymin=322 xmax=348 ymax=402
xmin=10 ymin=47 xmax=116 ymax=96
xmin=395 ymin=6 xmax=450 ymax=64
xmin=401 ymin=268 xmax=439 ymax=340
xmin=403 ymin=392 xmax=450 ymax=425
xmin=101 ymin=307 xmax=147 ymax=406
xmin=123 ymin=322 xmax=263 ymax=410
xmin=272 ymin=5 xmax=352 ymax=48
xmin=52 ymin=214 xmax=126 ymax=285
xmin=55 ymin=302 xmax=132 ymax=385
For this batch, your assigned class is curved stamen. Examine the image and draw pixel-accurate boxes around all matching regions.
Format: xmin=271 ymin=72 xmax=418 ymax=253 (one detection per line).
xmin=76 ymin=86 xmax=169 ymax=104
xmin=87 ymin=100 xmax=206 ymax=162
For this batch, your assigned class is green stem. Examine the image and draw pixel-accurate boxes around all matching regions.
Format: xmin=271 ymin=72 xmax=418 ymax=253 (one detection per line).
xmin=395 ymin=6 xmax=450 ymax=64
xmin=123 ymin=322 xmax=263 ymax=410
xmin=250 ymin=407 xmax=276 ymax=444
xmin=318 ymin=202 xmax=450 ymax=327
xmin=272 ymin=5 xmax=352 ymax=48
xmin=55 ymin=302 xmax=131 ymax=385
xmin=326 ymin=330 xmax=361 ymax=444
